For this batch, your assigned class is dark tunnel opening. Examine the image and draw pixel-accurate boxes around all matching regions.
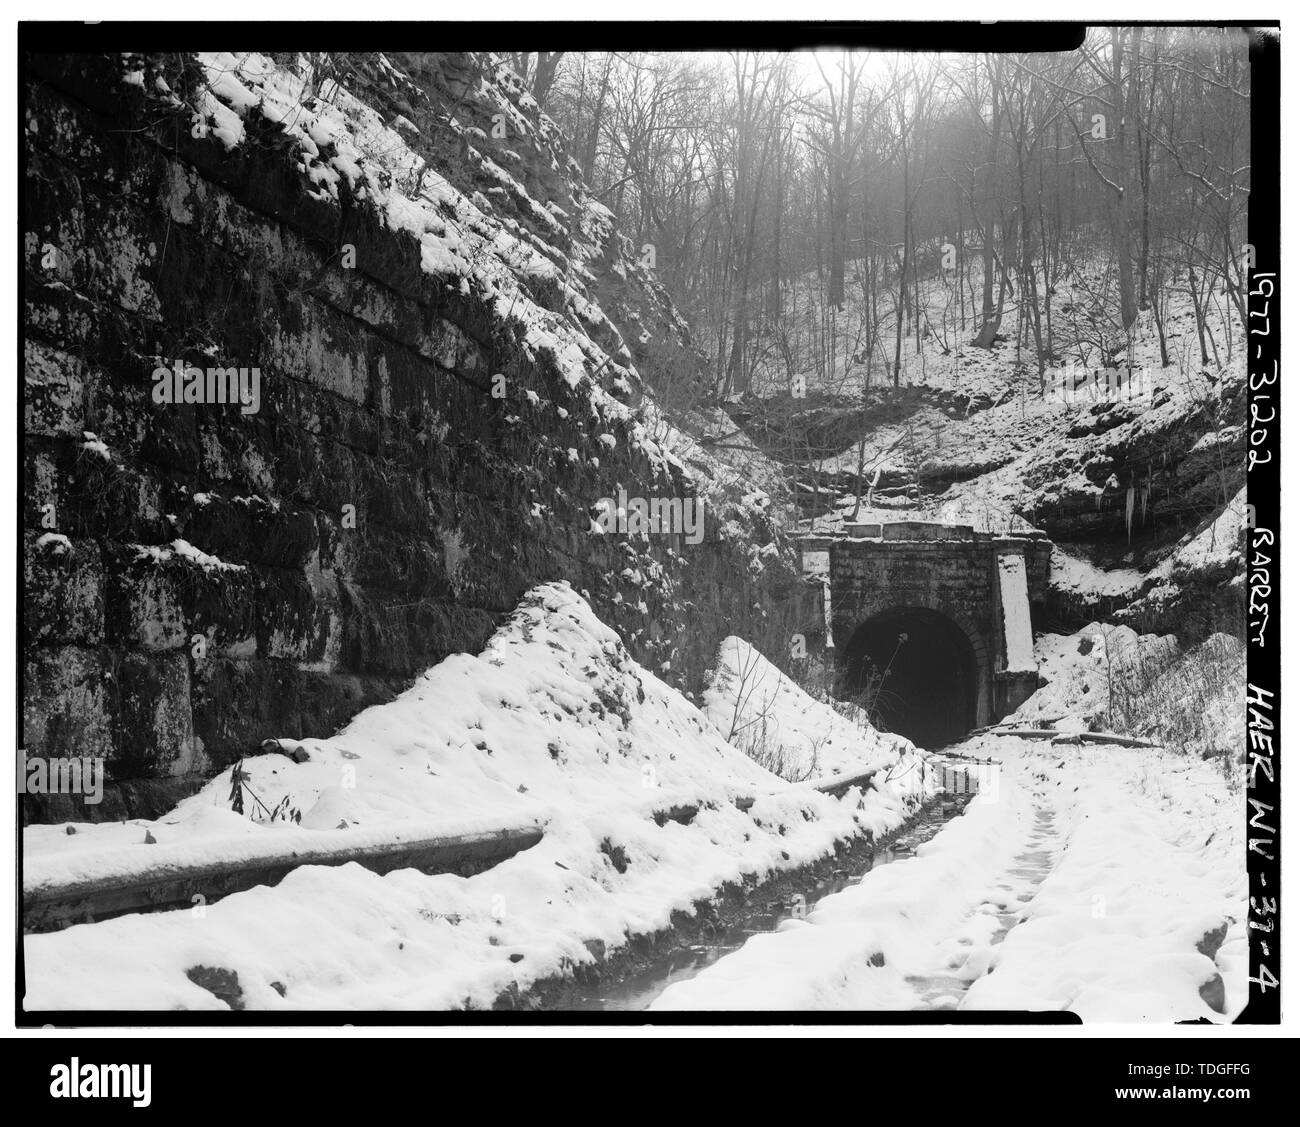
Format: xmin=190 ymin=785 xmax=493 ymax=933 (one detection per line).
xmin=840 ymin=607 xmax=978 ymax=749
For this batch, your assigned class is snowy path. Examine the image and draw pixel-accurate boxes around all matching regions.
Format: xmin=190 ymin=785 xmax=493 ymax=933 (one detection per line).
xmin=651 ymin=737 xmax=1244 ymax=1019
xmin=650 ymin=764 xmax=1044 ymax=1010
xmin=957 ymin=737 xmax=1247 ymax=1020
xmin=906 ymin=805 xmax=1061 ymax=1010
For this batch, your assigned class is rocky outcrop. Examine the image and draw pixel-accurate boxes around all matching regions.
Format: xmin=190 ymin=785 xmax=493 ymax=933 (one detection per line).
xmin=23 ymin=51 xmax=809 ymax=816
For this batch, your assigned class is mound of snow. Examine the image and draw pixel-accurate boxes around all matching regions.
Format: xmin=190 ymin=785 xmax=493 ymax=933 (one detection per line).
xmin=1007 ymin=623 xmax=1178 ymax=732
xmin=702 ymin=636 xmax=918 ymax=782
xmin=1148 ymin=486 xmax=1247 ymax=584
xmin=1005 ymin=622 xmax=1244 ymax=759
xmin=25 ymin=583 xmax=934 ymax=1011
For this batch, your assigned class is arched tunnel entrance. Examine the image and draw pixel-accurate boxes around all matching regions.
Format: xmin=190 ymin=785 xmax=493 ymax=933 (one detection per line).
xmin=840 ymin=607 xmax=978 ymax=749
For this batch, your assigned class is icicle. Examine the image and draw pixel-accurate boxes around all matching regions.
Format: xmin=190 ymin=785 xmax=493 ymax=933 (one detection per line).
xmin=1125 ymin=485 xmax=1135 ymax=542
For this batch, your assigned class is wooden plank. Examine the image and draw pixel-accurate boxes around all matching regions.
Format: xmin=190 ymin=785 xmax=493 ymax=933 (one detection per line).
xmin=26 ymin=763 xmax=897 ymax=933
xmin=986 ymin=728 xmax=1160 ymax=748
xmin=23 ymin=824 xmax=543 ymax=933
xmin=1050 ymin=732 xmax=1161 ymax=749
xmin=927 ymin=749 xmax=997 ymax=765
xmin=812 ymin=769 xmax=879 ymax=798
xmin=969 ymin=715 xmax=1063 ymax=736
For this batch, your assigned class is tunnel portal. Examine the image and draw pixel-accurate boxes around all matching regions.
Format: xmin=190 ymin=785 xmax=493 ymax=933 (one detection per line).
xmin=841 ymin=607 xmax=977 ymax=748
xmin=808 ymin=520 xmax=1052 ymax=749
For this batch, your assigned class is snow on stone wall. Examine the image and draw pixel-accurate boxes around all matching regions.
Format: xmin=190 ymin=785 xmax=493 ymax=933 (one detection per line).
xmin=22 ymin=51 xmax=805 ymax=814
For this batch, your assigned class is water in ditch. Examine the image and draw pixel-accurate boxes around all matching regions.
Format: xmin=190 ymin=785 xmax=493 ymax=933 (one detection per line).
xmin=567 ymin=788 xmax=973 ymax=1011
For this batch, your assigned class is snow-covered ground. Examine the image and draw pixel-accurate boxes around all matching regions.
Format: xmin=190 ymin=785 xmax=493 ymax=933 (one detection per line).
xmin=23 ymin=583 xmax=932 ymax=1011
xmin=1049 ymin=545 xmax=1145 ymax=602
xmin=783 ymin=247 xmax=1244 ymax=617
xmin=24 ymin=595 xmax=1242 ymax=1019
xmin=24 ymin=61 xmax=1247 ymax=1011
xmin=955 ymin=737 xmax=1247 ymax=1021
xmin=653 ymin=775 xmax=1035 ymax=1010
xmin=1010 ymin=620 xmax=1245 ymax=760
xmin=648 ymin=623 xmax=1246 ymax=1019
xmin=701 ymin=636 xmax=915 ymax=781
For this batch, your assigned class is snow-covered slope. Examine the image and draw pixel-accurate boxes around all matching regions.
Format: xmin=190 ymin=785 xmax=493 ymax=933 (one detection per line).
xmin=702 ymin=636 xmax=917 ymax=781
xmin=652 ymin=621 xmax=1246 ymax=1020
xmin=1008 ymin=621 xmax=1245 ymax=760
xmin=771 ymin=243 xmax=1244 ymax=636
xmin=24 ymin=583 xmax=933 ymax=1010
xmin=183 ymin=50 xmax=789 ymax=515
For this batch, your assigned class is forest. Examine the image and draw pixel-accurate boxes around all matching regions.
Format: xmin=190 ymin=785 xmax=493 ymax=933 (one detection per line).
xmin=507 ymin=32 xmax=1248 ymax=406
